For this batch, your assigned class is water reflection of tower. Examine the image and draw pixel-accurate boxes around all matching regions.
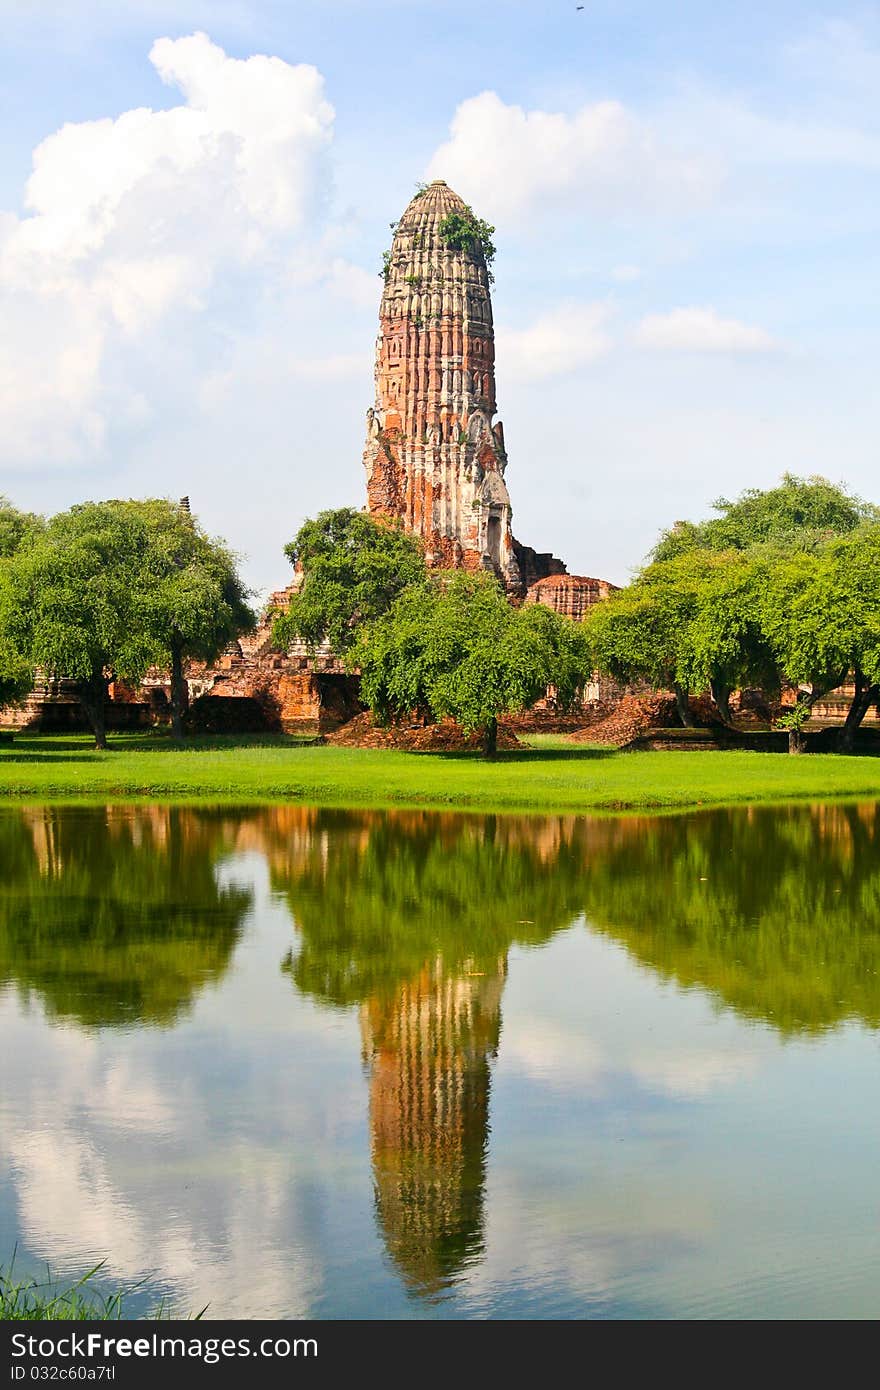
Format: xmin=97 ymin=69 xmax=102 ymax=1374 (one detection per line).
xmin=359 ymin=954 xmax=507 ymax=1297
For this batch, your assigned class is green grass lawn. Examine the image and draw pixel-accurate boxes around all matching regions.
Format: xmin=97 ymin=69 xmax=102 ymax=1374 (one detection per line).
xmin=2 ymin=730 xmax=880 ymax=812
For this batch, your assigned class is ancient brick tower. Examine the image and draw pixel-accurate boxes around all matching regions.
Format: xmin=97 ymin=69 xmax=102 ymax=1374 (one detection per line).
xmin=363 ymin=180 xmax=525 ymax=592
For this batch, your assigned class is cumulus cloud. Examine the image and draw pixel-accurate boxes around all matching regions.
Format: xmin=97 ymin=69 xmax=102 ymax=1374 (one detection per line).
xmin=635 ymin=306 xmax=777 ymax=355
xmin=426 ymin=91 xmax=716 ymax=221
xmin=497 ymin=301 xmax=611 ymax=381
xmin=0 ymin=32 xmax=348 ymax=467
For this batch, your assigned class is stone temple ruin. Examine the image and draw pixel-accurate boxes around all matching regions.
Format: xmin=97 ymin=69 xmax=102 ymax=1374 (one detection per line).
xmin=364 ymin=180 xmax=574 ymax=594
xmin=7 ymin=181 xmax=617 ymax=735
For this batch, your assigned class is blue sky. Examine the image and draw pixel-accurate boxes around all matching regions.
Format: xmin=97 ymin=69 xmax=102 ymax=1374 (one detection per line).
xmin=1 ymin=1 xmax=878 ymax=593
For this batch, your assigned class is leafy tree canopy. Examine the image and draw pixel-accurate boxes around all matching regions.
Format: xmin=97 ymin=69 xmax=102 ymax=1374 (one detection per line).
xmin=5 ymin=500 xmax=156 ymax=689
xmin=0 ymin=618 xmax=33 ymax=710
xmin=0 ymin=496 xmax=43 ymax=559
xmin=653 ymin=473 xmax=879 ymax=561
xmin=586 ymin=549 xmax=776 ymax=721
xmin=754 ymin=523 xmax=880 ymax=747
xmin=272 ymin=508 xmax=426 ymax=661
xmin=3 ymin=498 xmax=251 ymax=745
xmin=0 ymin=498 xmax=44 ymax=707
xmin=120 ymin=499 xmax=255 ymax=738
xmin=356 ymin=571 xmax=592 ymax=754
xmin=125 ymin=499 xmax=255 ymax=664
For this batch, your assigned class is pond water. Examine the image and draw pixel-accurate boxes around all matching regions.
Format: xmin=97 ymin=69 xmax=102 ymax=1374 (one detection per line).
xmin=2 ymin=802 xmax=880 ymax=1319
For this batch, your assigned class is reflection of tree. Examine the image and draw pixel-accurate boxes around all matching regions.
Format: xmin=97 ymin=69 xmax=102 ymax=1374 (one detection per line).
xmin=581 ymin=802 xmax=880 ymax=1035
xmin=0 ymin=806 xmax=251 ymax=1027
xmin=270 ymin=809 xmax=594 ymax=1005
xmin=268 ymin=808 xmax=594 ymax=1297
xmin=8 ymin=797 xmax=877 ymax=1296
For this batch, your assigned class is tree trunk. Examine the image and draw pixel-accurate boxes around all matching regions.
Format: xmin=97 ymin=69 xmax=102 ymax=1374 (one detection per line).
xmin=709 ymin=679 xmax=734 ymax=726
xmin=78 ymin=663 xmax=108 ymax=750
xmin=483 ymin=715 xmax=498 ymax=759
xmin=838 ymin=670 xmax=878 ymax=753
xmin=673 ymin=683 xmax=695 ymax=728
xmin=788 ymin=727 xmax=805 ymax=755
xmin=170 ymin=637 xmax=186 ymax=741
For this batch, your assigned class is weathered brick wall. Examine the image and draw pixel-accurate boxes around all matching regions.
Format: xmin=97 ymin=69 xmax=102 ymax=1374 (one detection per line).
xmin=524 ymin=574 xmax=618 ymax=621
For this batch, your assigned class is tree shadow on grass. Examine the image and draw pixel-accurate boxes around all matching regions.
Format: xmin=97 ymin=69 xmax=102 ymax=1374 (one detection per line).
xmin=0 ymin=734 xmax=304 ymax=758
xmin=0 ymin=753 xmax=115 ymax=765
xmin=420 ymin=747 xmax=619 ymax=764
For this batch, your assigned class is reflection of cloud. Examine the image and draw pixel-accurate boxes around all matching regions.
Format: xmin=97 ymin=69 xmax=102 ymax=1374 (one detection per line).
xmin=628 ymin=1048 xmax=760 ymax=1099
xmin=502 ymin=1021 xmax=604 ymax=1091
xmin=501 ymin=1009 xmax=760 ymax=1103
xmin=90 ymin=1058 xmax=176 ymax=1136
xmin=0 ymin=957 xmax=326 ymax=1317
xmin=9 ymin=1117 xmax=318 ymax=1318
xmin=464 ymin=1162 xmax=710 ymax=1316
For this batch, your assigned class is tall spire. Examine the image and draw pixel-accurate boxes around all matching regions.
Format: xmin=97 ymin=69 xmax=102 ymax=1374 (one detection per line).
xmin=363 ymin=180 xmax=523 ymax=592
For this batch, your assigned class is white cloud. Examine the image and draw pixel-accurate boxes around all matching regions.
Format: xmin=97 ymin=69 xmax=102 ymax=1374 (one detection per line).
xmin=497 ymin=301 xmax=611 ymax=381
xmin=288 ymin=352 xmax=370 ymax=382
xmin=426 ymin=90 xmax=717 ymax=222
xmin=635 ymin=306 xmax=777 ymax=355
xmin=324 ymin=256 xmax=378 ymax=310
xmin=0 ymin=32 xmax=340 ymax=467
xmin=611 ymin=264 xmax=641 ymax=283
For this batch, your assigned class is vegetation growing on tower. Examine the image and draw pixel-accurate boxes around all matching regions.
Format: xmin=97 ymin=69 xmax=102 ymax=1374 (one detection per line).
xmin=437 ymin=206 xmax=496 ymax=280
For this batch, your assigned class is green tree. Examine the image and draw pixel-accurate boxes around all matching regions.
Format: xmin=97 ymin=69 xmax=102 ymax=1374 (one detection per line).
xmin=0 ymin=614 xmax=33 ymax=712
xmin=681 ymin=549 xmax=779 ymax=723
xmin=759 ymin=549 xmax=852 ymax=752
xmin=586 ymin=566 xmax=691 ymax=720
xmin=356 ymin=571 xmax=592 ymax=756
xmin=758 ymin=527 xmax=880 ymax=752
xmin=600 ymin=475 xmax=880 ymax=743
xmin=0 ymin=496 xmax=43 ymax=559
xmin=4 ymin=502 xmax=158 ymax=748
xmin=271 ymin=508 xmax=426 ymax=660
xmin=125 ymin=499 xmax=255 ymax=740
xmin=587 ymin=550 xmax=775 ymax=726
xmin=827 ymin=526 xmax=880 ymax=750
xmin=653 ymin=473 xmax=878 ymax=561
xmin=0 ymin=498 xmax=44 ymax=710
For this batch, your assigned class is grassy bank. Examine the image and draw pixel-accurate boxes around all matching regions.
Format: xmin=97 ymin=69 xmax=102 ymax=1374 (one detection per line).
xmin=0 ymin=1261 xmax=178 ymax=1321
xmin=2 ymin=732 xmax=880 ymax=812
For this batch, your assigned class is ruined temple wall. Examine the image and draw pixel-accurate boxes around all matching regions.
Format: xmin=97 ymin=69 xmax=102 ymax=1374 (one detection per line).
xmin=524 ymin=574 xmax=618 ymax=621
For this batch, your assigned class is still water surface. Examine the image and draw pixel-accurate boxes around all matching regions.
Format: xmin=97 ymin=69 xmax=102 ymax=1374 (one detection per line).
xmin=2 ymin=802 xmax=880 ymax=1319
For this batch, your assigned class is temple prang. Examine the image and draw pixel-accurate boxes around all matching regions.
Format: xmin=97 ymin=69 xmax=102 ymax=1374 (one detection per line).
xmin=364 ymin=180 xmax=569 ymax=595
